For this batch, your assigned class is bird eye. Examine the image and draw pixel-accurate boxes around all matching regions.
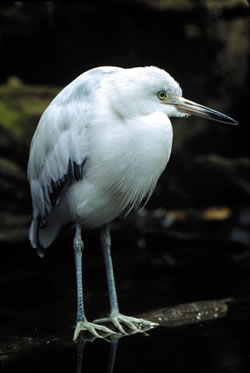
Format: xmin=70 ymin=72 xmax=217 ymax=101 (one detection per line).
xmin=157 ymin=90 xmax=167 ymax=100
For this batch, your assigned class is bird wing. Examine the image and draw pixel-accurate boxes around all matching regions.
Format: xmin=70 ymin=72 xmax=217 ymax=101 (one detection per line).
xmin=28 ymin=67 xmax=122 ymax=251
xmin=28 ymin=99 xmax=87 ymax=222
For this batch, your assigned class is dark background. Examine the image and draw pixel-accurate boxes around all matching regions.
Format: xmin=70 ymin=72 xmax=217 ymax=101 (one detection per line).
xmin=0 ymin=1 xmax=249 ymax=214
xmin=0 ymin=1 xmax=249 ymax=372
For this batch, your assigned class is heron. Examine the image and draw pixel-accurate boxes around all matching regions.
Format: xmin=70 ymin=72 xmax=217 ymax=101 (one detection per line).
xmin=27 ymin=66 xmax=238 ymax=341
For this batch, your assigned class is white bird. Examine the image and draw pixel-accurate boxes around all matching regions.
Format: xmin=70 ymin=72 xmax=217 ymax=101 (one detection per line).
xmin=27 ymin=66 xmax=238 ymax=341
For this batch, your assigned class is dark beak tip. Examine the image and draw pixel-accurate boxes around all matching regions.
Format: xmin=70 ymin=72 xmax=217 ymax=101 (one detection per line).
xmin=210 ymin=113 xmax=239 ymax=126
xmin=228 ymin=118 xmax=239 ymax=126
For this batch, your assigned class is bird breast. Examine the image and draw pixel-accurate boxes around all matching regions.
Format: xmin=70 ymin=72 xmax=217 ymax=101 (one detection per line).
xmin=66 ymin=111 xmax=173 ymax=227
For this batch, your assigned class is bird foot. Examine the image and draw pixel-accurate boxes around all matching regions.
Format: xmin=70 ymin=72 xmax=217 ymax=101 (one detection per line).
xmin=94 ymin=312 xmax=159 ymax=335
xmin=73 ymin=319 xmax=117 ymax=341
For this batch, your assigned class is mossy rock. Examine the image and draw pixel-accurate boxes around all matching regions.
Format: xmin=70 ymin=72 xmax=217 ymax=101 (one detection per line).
xmin=0 ymin=77 xmax=60 ymax=153
xmin=0 ymin=78 xmax=61 ymax=240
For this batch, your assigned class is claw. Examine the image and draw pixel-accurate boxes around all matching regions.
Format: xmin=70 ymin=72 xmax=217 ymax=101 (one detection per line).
xmin=73 ymin=320 xmax=117 ymax=341
xmin=94 ymin=313 xmax=158 ymax=335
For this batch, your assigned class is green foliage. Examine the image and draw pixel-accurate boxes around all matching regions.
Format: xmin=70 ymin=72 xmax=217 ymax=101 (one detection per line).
xmin=0 ymin=79 xmax=60 ymax=228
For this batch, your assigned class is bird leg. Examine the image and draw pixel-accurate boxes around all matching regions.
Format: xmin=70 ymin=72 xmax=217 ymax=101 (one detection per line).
xmin=73 ymin=224 xmax=116 ymax=341
xmin=94 ymin=224 xmax=158 ymax=334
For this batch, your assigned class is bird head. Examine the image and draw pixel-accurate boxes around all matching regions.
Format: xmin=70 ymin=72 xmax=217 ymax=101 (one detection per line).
xmin=107 ymin=66 xmax=238 ymax=125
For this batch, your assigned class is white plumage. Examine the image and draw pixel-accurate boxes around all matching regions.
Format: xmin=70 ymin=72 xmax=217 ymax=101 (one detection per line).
xmin=28 ymin=66 xmax=238 ymax=340
xmin=28 ymin=66 xmax=182 ymax=250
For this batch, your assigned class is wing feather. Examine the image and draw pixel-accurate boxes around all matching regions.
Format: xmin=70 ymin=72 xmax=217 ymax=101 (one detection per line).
xmin=28 ymin=87 xmax=90 ymax=222
xmin=28 ymin=66 xmax=122 ymax=250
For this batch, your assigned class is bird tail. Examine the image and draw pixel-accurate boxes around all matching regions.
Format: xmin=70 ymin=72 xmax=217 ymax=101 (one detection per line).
xmin=29 ymin=211 xmax=63 ymax=257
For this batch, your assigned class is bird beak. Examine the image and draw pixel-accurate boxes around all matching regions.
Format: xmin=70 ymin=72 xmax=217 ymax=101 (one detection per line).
xmin=166 ymin=95 xmax=238 ymax=125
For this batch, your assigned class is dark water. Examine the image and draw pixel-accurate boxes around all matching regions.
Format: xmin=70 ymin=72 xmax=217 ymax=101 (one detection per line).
xmin=1 ymin=225 xmax=250 ymax=372
xmin=2 ymin=309 xmax=250 ymax=373
xmin=1 ymin=298 xmax=250 ymax=373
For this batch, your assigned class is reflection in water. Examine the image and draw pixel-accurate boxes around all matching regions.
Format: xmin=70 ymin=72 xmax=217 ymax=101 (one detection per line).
xmin=75 ymin=334 xmax=119 ymax=373
xmin=76 ymin=339 xmax=118 ymax=373
xmin=75 ymin=298 xmax=230 ymax=373
xmin=0 ymin=297 xmax=236 ymax=373
xmin=76 ymin=341 xmax=86 ymax=373
xmin=0 ymin=298 xmax=231 ymax=366
xmin=107 ymin=338 xmax=119 ymax=373
xmin=75 ymin=329 xmax=150 ymax=373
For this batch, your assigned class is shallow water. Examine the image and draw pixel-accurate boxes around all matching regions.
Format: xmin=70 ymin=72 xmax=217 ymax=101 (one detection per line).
xmin=1 ymin=297 xmax=249 ymax=373
xmin=1 ymin=224 xmax=250 ymax=372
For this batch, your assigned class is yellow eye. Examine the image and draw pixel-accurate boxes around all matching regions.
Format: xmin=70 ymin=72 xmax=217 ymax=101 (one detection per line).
xmin=157 ymin=90 xmax=166 ymax=100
